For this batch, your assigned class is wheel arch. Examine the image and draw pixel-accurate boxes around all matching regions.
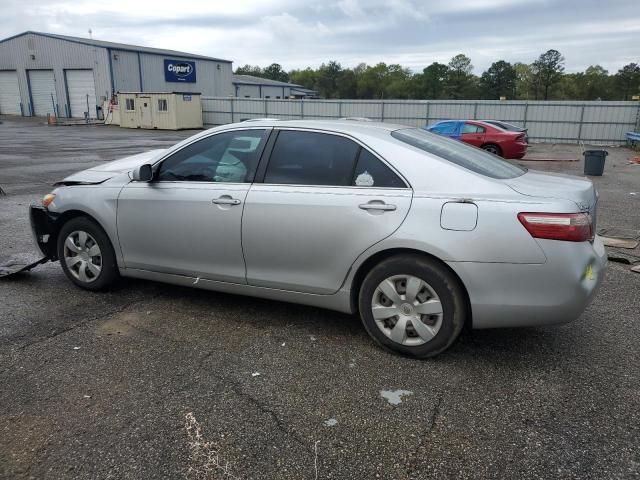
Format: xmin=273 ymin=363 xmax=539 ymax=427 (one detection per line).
xmin=481 ymin=142 xmax=503 ymax=156
xmin=52 ymin=210 xmax=113 ymax=259
xmin=349 ymin=247 xmax=472 ymax=329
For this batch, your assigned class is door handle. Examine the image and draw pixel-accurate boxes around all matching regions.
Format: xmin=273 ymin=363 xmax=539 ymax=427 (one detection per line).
xmin=359 ymin=202 xmax=396 ymax=211
xmin=212 ymin=197 xmax=241 ymax=205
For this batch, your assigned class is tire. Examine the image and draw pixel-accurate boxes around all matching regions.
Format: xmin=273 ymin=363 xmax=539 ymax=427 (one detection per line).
xmin=482 ymin=143 xmax=503 ymax=157
xmin=57 ymin=216 xmax=119 ymax=290
xmin=358 ymin=255 xmax=466 ymax=358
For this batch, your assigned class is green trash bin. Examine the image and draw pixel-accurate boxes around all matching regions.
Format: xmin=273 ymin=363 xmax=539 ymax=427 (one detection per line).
xmin=583 ymin=150 xmax=607 ymax=176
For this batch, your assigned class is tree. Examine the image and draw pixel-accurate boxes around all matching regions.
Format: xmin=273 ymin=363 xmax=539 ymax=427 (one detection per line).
xmin=262 ymin=63 xmax=289 ymax=82
xmin=234 ymin=64 xmax=264 ymax=77
xmin=289 ymin=68 xmax=318 ymax=90
xmin=420 ymin=62 xmax=448 ymax=99
xmin=336 ymin=69 xmax=358 ymax=99
xmin=513 ymin=62 xmax=534 ymax=99
xmin=579 ymin=65 xmax=611 ymax=100
xmin=480 ymin=60 xmax=516 ymax=99
xmin=445 ymin=54 xmax=477 ymax=99
xmin=615 ymin=63 xmax=640 ymax=100
xmin=532 ymin=49 xmax=565 ymax=100
xmin=316 ymin=61 xmax=343 ymax=98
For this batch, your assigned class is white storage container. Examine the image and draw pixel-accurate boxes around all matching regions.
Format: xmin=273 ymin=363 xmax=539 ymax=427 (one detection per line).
xmin=117 ymin=92 xmax=202 ymax=130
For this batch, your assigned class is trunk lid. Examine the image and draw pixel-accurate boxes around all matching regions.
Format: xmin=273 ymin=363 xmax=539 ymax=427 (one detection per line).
xmin=505 ymin=169 xmax=598 ymax=231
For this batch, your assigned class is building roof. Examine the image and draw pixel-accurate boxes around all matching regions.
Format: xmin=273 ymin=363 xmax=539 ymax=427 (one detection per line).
xmin=232 ymin=74 xmax=302 ymax=88
xmin=0 ymin=31 xmax=232 ymax=63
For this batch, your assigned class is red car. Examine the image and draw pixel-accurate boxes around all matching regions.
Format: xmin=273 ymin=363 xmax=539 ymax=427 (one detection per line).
xmin=425 ymin=120 xmax=528 ymax=159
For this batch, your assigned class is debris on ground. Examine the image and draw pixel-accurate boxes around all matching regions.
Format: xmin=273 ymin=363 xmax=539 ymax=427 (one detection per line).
xmin=324 ymin=418 xmax=338 ymax=427
xmin=600 ymin=236 xmax=639 ymax=249
xmin=251 ymin=372 xmax=261 ymax=377
xmin=380 ymin=389 xmax=413 ymax=405
xmin=607 ymin=251 xmax=640 ymax=264
xmin=0 ymin=257 xmax=49 ymax=278
xmin=631 ymin=265 xmax=640 ymax=274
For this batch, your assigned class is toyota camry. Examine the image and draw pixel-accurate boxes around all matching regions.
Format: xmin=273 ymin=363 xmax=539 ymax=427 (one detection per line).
xmin=29 ymin=120 xmax=606 ymax=357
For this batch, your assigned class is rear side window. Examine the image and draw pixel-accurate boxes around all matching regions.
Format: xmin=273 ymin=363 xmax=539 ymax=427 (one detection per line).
xmin=391 ymin=128 xmax=526 ymax=179
xmin=462 ymin=123 xmax=485 ymax=134
xmin=352 ymin=149 xmax=407 ymax=188
xmin=264 ymin=131 xmax=359 ymax=186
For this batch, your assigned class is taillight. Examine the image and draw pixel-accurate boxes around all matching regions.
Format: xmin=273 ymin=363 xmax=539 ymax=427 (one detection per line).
xmin=516 ymin=134 xmax=525 ymax=142
xmin=518 ymin=212 xmax=593 ymax=242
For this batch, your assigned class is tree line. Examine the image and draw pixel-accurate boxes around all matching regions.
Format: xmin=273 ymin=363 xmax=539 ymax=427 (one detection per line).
xmin=235 ymin=50 xmax=640 ymax=101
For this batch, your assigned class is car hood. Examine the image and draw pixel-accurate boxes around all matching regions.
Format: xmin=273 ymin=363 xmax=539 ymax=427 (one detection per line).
xmin=505 ymin=169 xmax=596 ymax=210
xmin=55 ymin=149 xmax=166 ymax=185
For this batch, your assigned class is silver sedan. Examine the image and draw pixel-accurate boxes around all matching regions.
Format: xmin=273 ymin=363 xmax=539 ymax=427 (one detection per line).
xmin=30 ymin=120 xmax=606 ymax=357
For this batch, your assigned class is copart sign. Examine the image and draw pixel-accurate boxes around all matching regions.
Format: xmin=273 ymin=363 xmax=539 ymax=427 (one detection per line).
xmin=164 ymin=60 xmax=196 ymax=83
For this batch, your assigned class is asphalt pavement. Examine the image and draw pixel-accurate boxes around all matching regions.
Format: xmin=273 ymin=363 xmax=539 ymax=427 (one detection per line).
xmin=0 ymin=116 xmax=638 ymax=479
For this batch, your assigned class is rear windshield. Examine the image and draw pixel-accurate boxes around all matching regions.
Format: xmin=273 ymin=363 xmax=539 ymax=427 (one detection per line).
xmin=391 ymin=128 xmax=526 ymax=179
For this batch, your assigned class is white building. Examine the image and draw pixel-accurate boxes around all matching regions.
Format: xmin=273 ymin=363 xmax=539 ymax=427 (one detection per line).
xmin=0 ymin=31 xmax=233 ymax=118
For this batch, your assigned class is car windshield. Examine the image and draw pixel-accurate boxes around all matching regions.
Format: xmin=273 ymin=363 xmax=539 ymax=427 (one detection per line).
xmin=391 ymin=128 xmax=526 ymax=179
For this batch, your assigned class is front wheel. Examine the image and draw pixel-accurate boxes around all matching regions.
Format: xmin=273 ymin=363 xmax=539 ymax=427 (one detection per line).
xmin=358 ymin=255 xmax=467 ymax=358
xmin=57 ymin=216 xmax=119 ymax=290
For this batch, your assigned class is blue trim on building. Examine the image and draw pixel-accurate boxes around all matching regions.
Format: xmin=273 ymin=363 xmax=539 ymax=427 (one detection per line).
xmin=137 ymin=52 xmax=143 ymax=90
xmin=62 ymin=69 xmax=71 ymax=117
xmin=25 ymin=70 xmax=34 ymax=116
xmin=107 ymin=48 xmax=115 ymax=94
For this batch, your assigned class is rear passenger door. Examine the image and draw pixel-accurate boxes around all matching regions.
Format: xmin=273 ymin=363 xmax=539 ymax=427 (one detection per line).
xmin=460 ymin=122 xmax=486 ymax=147
xmin=242 ymin=129 xmax=412 ymax=294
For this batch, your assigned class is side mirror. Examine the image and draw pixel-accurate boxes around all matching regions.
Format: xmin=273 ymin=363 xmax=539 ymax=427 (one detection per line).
xmin=132 ymin=164 xmax=153 ymax=182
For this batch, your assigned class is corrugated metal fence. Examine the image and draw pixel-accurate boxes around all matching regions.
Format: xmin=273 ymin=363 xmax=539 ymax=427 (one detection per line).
xmin=201 ymin=97 xmax=640 ymax=144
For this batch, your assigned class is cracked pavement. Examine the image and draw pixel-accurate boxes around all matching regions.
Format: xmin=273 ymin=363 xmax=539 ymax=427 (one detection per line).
xmin=1 ymin=116 xmax=639 ymax=479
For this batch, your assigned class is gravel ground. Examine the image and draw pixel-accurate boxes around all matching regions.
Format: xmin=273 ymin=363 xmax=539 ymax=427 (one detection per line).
xmin=1 ymin=116 xmax=639 ymax=479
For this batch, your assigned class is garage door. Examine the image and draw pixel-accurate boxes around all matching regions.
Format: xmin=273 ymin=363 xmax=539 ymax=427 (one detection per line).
xmin=0 ymin=71 xmax=21 ymax=115
xmin=28 ymin=70 xmax=57 ymax=116
xmin=67 ymin=70 xmax=97 ymax=119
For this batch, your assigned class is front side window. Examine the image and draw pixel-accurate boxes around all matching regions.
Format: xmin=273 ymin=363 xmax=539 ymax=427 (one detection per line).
xmin=352 ymin=149 xmax=407 ymax=188
xmin=264 ymin=131 xmax=359 ymax=186
xmin=157 ymin=129 xmax=267 ymax=182
xmin=391 ymin=128 xmax=526 ymax=179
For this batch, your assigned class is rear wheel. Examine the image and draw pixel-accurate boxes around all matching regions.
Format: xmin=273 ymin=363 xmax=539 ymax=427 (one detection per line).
xmin=57 ymin=217 xmax=119 ymax=290
xmin=482 ymin=143 xmax=502 ymax=157
xmin=358 ymin=255 xmax=466 ymax=358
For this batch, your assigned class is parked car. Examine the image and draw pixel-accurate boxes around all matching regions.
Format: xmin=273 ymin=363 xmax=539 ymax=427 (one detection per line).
xmin=30 ymin=120 xmax=605 ymax=358
xmin=481 ymin=120 xmax=529 ymax=144
xmin=425 ymin=120 xmax=528 ymax=159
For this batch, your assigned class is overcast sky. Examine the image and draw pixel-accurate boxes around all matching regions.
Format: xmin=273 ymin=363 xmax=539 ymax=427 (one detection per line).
xmin=1 ymin=0 xmax=638 ymax=74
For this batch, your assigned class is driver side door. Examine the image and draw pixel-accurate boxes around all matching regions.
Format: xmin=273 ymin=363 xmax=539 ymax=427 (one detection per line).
xmin=117 ymin=128 xmax=269 ymax=283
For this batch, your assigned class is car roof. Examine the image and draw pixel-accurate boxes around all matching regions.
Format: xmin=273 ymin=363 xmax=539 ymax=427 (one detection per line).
xmin=211 ymin=119 xmax=411 ymax=138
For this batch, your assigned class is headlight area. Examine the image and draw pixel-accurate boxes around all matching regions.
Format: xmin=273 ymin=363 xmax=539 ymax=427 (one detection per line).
xmin=42 ymin=193 xmax=56 ymax=209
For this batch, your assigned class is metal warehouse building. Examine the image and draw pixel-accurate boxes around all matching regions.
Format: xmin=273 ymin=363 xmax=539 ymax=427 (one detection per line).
xmin=0 ymin=31 xmax=233 ymax=118
xmin=233 ymin=74 xmax=318 ymax=99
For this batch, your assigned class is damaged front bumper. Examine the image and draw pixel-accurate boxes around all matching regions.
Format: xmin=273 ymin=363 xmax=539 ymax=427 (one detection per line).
xmin=30 ymin=205 xmax=59 ymax=260
xmin=0 ymin=206 xmax=57 ymax=278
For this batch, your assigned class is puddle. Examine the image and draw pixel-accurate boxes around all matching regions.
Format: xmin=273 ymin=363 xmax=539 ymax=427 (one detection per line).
xmin=97 ymin=311 xmax=147 ymax=336
xmin=380 ymin=389 xmax=413 ymax=405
